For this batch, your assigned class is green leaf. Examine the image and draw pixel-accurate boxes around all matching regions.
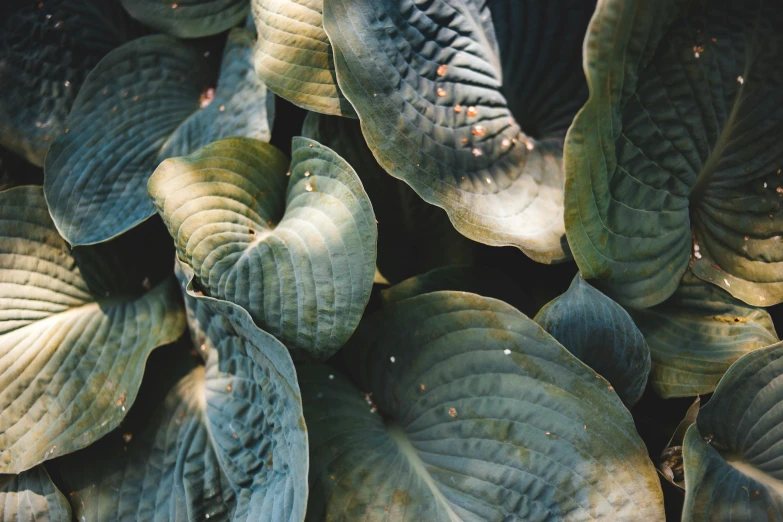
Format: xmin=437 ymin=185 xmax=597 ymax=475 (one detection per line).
xmin=121 ymin=0 xmax=248 ymax=38
xmin=149 ymin=136 xmax=377 ymax=359
xmin=629 ymin=272 xmax=778 ymax=398
xmin=535 ymin=273 xmax=650 ymax=407
xmin=302 ymin=291 xmax=665 ymax=521
xmin=0 ymin=186 xmax=186 ymax=474
xmin=60 ymin=292 xmax=308 ymax=522
xmin=0 ymin=0 xmax=132 ymax=165
xmin=0 ymin=466 xmax=71 ymax=522
xmin=322 ymin=0 xmax=594 ymax=262
xmin=565 ymin=0 xmax=783 ymax=307
xmin=682 ymin=342 xmax=783 ymax=521
xmin=302 ymin=112 xmax=477 ymax=283
xmin=251 ymin=0 xmax=355 ymax=117
xmin=44 ymin=28 xmax=274 ymax=246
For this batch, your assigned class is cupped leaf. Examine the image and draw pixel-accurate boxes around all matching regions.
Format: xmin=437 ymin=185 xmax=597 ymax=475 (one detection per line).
xmin=302 ymin=291 xmax=665 ymax=521
xmin=629 ymin=272 xmax=778 ymax=398
xmin=323 ymin=0 xmax=594 ymax=262
xmin=682 ymin=342 xmax=783 ymax=521
xmin=535 ymin=273 xmax=650 ymax=406
xmin=44 ymin=28 xmax=274 ymax=246
xmin=0 ymin=466 xmax=71 ymax=522
xmin=251 ymin=0 xmax=355 ymax=117
xmin=302 ymin=112 xmax=477 ymax=283
xmin=0 ymin=186 xmax=186 ymax=474
xmin=121 ymin=0 xmax=248 ymax=38
xmin=60 ymin=292 xmax=308 ymax=522
xmin=565 ymin=0 xmax=783 ymax=307
xmin=0 ymin=0 xmax=133 ymax=165
xmin=149 ymin=136 xmax=377 ymax=359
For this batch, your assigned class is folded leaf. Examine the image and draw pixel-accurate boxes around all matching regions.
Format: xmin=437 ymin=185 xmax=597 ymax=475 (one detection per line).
xmin=629 ymin=272 xmax=778 ymax=398
xmin=121 ymin=0 xmax=248 ymax=38
xmin=149 ymin=136 xmax=377 ymax=359
xmin=323 ymin=0 xmax=594 ymax=262
xmin=682 ymin=342 xmax=783 ymax=521
xmin=61 ymin=294 xmax=308 ymax=522
xmin=303 ymin=291 xmax=665 ymax=521
xmin=535 ymin=273 xmax=650 ymax=406
xmin=0 ymin=186 xmax=185 ymax=474
xmin=45 ymin=28 xmax=273 ymax=246
xmin=0 ymin=466 xmax=71 ymax=522
xmin=565 ymin=0 xmax=783 ymax=307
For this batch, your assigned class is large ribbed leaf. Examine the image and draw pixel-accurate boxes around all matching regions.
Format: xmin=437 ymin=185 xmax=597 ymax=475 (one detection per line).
xmin=629 ymin=272 xmax=778 ymax=398
xmin=149 ymin=136 xmax=377 ymax=359
xmin=44 ymin=28 xmax=274 ymax=246
xmin=302 ymin=291 xmax=664 ymax=521
xmin=682 ymin=342 xmax=783 ymax=521
xmin=0 ymin=466 xmax=71 ymax=522
xmin=0 ymin=186 xmax=186 ymax=474
xmin=121 ymin=0 xmax=247 ymax=38
xmin=323 ymin=0 xmax=594 ymax=262
xmin=251 ymin=0 xmax=354 ymax=117
xmin=302 ymin=112 xmax=477 ymax=283
xmin=565 ymin=0 xmax=783 ymax=307
xmin=535 ymin=274 xmax=650 ymax=407
xmin=61 ymin=292 xmax=308 ymax=522
xmin=0 ymin=0 xmax=132 ymax=165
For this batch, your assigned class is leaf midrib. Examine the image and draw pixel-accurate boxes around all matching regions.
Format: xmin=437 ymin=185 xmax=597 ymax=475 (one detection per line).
xmin=724 ymin=453 xmax=783 ymax=495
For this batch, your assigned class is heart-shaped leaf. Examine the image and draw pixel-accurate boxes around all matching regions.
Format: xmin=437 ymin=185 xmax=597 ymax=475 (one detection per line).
xmin=149 ymin=136 xmax=377 ymax=359
xmin=44 ymin=28 xmax=274 ymax=246
xmin=0 ymin=466 xmax=71 ymax=522
xmin=535 ymin=273 xmax=650 ymax=407
xmin=60 ymin=291 xmax=308 ymax=522
xmin=629 ymin=272 xmax=778 ymax=398
xmin=565 ymin=0 xmax=783 ymax=307
xmin=121 ymin=0 xmax=248 ymax=38
xmin=0 ymin=0 xmax=133 ymax=165
xmin=251 ymin=0 xmax=355 ymax=117
xmin=322 ymin=0 xmax=594 ymax=262
xmin=0 ymin=186 xmax=186 ymax=474
xmin=682 ymin=342 xmax=783 ymax=521
xmin=302 ymin=291 xmax=665 ymax=520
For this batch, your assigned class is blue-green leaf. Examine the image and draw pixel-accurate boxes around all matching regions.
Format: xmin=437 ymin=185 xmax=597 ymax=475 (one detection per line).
xmin=121 ymin=0 xmax=248 ymax=38
xmin=0 ymin=466 xmax=71 ymax=522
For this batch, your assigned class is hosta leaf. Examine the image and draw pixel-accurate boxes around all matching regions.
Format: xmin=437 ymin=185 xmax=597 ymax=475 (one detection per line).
xmin=629 ymin=272 xmax=778 ymax=398
xmin=323 ymin=0 xmax=594 ymax=262
xmin=682 ymin=342 xmax=783 ymax=521
xmin=565 ymin=0 xmax=783 ymax=307
xmin=302 ymin=112 xmax=477 ymax=283
xmin=535 ymin=274 xmax=650 ymax=407
xmin=302 ymin=291 xmax=665 ymax=521
xmin=121 ymin=0 xmax=248 ymax=38
xmin=149 ymin=136 xmax=377 ymax=359
xmin=61 ymin=293 xmax=308 ymax=522
xmin=0 ymin=0 xmax=132 ymax=165
xmin=44 ymin=28 xmax=274 ymax=246
xmin=0 ymin=466 xmax=71 ymax=522
xmin=251 ymin=0 xmax=355 ymax=117
xmin=0 ymin=186 xmax=186 ymax=474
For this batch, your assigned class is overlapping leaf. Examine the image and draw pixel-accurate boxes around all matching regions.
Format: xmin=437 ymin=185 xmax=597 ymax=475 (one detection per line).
xmin=535 ymin=273 xmax=650 ymax=406
xmin=302 ymin=291 xmax=664 ymax=521
xmin=121 ymin=0 xmax=248 ymax=38
xmin=149 ymin=136 xmax=377 ymax=359
xmin=682 ymin=342 xmax=783 ymax=521
xmin=0 ymin=466 xmax=71 ymax=522
xmin=252 ymin=0 xmax=354 ymax=117
xmin=0 ymin=186 xmax=186 ymax=474
xmin=322 ymin=0 xmax=594 ymax=262
xmin=60 ymin=290 xmax=308 ymax=522
xmin=0 ymin=0 xmax=133 ymax=165
xmin=45 ymin=28 xmax=274 ymax=246
xmin=629 ymin=272 xmax=778 ymax=398
xmin=565 ymin=0 xmax=783 ymax=307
